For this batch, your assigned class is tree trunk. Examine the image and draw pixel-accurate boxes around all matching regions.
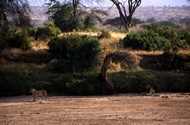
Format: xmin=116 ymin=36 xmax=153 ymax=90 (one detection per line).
xmin=110 ymin=0 xmax=141 ymax=31
xmin=98 ymin=55 xmax=112 ymax=81
xmin=123 ymin=22 xmax=130 ymax=31
xmin=98 ymin=52 xmax=139 ymax=82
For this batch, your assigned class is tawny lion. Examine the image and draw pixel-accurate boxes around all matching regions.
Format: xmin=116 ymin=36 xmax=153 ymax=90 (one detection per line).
xmin=146 ymin=85 xmax=155 ymax=96
xmin=30 ymin=88 xmax=48 ymax=102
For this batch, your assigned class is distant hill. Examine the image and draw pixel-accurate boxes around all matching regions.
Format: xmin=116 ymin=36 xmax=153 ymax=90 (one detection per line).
xmin=30 ymin=6 xmax=190 ymax=26
xmin=106 ymin=6 xmax=190 ymax=22
xmin=30 ymin=6 xmax=48 ymax=26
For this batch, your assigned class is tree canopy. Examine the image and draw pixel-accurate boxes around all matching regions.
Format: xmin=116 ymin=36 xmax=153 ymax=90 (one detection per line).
xmin=110 ymin=0 xmax=142 ymax=31
xmin=46 ymin=0 xmax=107 ymax=31
xmin=0 ymin=0 xmax=31 ymax=28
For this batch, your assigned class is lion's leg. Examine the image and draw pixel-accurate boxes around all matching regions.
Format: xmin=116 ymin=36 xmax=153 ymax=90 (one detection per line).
xmin=41 ymin=95 xmax=44 ymax=101
xmin=33 ymin=95 xmax=36 ymax=102
xmin=45 ymin=95 xmax=47 ymax=101
xmin=45 ymin=92 xmax=47 ymax=101
xmin=43 ymin=91 xmax=47 ymax=101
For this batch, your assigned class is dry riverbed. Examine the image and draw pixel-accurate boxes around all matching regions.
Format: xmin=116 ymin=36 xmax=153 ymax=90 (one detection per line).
xmin=0 ymin=93 xmax=190 ymax=125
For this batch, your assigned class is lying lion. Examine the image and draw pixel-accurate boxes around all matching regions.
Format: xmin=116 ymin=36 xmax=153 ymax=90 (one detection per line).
xmin=30 ymin=88 xmax=48 ymax=102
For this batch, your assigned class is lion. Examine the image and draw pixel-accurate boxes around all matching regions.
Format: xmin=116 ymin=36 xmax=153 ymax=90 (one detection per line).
xmin=29 ymin=88 xmax=48 ymax=102
xmin=146 ymin=85 xmax=155 ymax=96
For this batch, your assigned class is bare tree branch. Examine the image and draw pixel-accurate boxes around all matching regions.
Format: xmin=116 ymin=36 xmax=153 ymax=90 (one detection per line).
xmin=110 ymin=0 xmax=141 ymax=31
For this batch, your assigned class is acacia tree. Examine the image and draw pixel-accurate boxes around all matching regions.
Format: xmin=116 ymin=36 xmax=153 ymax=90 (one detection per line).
xmin=110 ymin=0 xmax=142 ymax=31
xmin=65 ymin=0 xmax=104 ymax=19
xmin=46 ymin=0 xmax=107 ymax=31
xmin=46 ymin=1 xmax=79 ymax=31
xmin=0 ymin=0 xmax=31 ymax=27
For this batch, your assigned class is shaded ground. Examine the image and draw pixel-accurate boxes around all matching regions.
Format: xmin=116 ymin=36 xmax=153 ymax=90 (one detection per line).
xmin=1 ymin=49 xmax=190 ymax=71
xmin=0 ymin=49 xmax=53 ymax=64
xmin=0 ymin=94 xmax=190 ymax=125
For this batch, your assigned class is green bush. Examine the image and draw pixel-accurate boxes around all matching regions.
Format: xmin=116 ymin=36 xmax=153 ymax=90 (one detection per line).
xmin=2 ymin=28 xmax=33 ymax=50
xmin=147 ymin=23 xmax=178 ymax=41
xmin=48 ymin=34 xmax=101 ymax=72
xmin=122 ymin=24 xmax=189 ymax=52
xmin=98 ymin=30 xmax=111 ymax=39
xmin=179 ymin=30 xmax=190 ymax=46
xmin=51 ymin=73 xmax=114 ymax=95
xmin=0 ymin=69 xmax=34 ymax=96
xmin=0 ymin=27 xmax=8 ymax=50
xmin=122 ymin=30 xmax=170 ymax=51
xmin=1 ymin=64 xmax=190 ymax=96
xmin=35 ymin=23 xmax=61 ymax=41
xmin=108 ymin=70 xmax=190 ymax=93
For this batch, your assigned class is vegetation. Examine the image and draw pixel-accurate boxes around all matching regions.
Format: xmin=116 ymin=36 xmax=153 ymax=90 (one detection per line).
xmin=121 ymin=24 xmax=189 ymax=52
xmin=0 ymin=0 xmax=33 ymax=50
xmin=1 ymin=64 xmax=190 ymax=96
xmin=0 ymin=28 xmax=34 ymax=50
xmin=104 ymin=17 xmax=144 ymax=30
xmin=48 ymin=34 xmax=101 ymax=72
xmin=110 ymin=0 xmax=142 ymax=31
xmin=98 ymin=30 xmax=112 ymax=39
xmin=46 ymin=0 xmax=108 ymax=32
xmin=34 ymin=23 xmax=61 ymax=41
xmin=0 ymin=23 xmax=61 ymax=50
xmin=0 ymin=0 xmax=31 ymax=27
xmin=0 ymin=1 xmax=190 ymax=96
xmin=1 ymin=27 xmax=190 ymax=96
xmin=122 ymin=30 xmax=170 ymax=51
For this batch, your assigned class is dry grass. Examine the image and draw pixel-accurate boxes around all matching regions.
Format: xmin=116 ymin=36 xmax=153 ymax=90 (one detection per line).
xmin=31 ymin=40 xmax=49 ymax=51
xmin=2 ymin=31 xmax=189 ymax=63
xmin=47 ymin=31 xmax=127 ymax=56
xmin=30 ymin=31 xmax=190 ymax=58
xmin=110 ymin=32 xmax=126 ymax=39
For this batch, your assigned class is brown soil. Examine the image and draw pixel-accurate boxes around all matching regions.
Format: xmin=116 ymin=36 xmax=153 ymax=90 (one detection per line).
xmin=0 ymin=94 xmax=190 ymax=125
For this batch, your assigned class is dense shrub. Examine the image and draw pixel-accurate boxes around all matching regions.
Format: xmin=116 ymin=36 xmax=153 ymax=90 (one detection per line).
xmin=1 ymin=65 xmax=190 ymax=96
xmin=147 ymin=23 xmax=178 ymax=41
xmin=0 ymin=27 xmax=8 ymax=50
xmin=147 ymin=23 xmax=189 ymax=52
xmin=0 ymin=28 xmax=33 ymax=50
xmin=50 ymin=73 xmax=114 ymax=95
xmin=122 ymin=30 xmax=170 ymax=51
xmin=98 ymin=30 xmax=111 ymax=39
xmin=0 ymin=66 xmax=37 ymax=96
xmin=122 ymin=24 xmax=190 ymax=51
xmin=161 ymin=53 xmax=186 ymax=71
xmin=108 ymin=71 xmax=190 ymax=93
xmin=35 ymin=23 xmax=61 ymax=41
xmin=179 ymin=30 xmax=190 ymax=46
xmin=48 ymin=34 xmax=101 ymax=72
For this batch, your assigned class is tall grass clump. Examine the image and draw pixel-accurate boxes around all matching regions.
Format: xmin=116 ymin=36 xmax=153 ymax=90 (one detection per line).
xmin=98 ymin=30 xmax=111 ymax=39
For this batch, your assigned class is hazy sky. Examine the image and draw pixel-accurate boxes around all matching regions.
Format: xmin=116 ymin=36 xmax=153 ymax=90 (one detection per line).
xmin=29 ymin=0 xmax=189 ymax=7
xmin=139 ymin=0 xmax=189 ymax=6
